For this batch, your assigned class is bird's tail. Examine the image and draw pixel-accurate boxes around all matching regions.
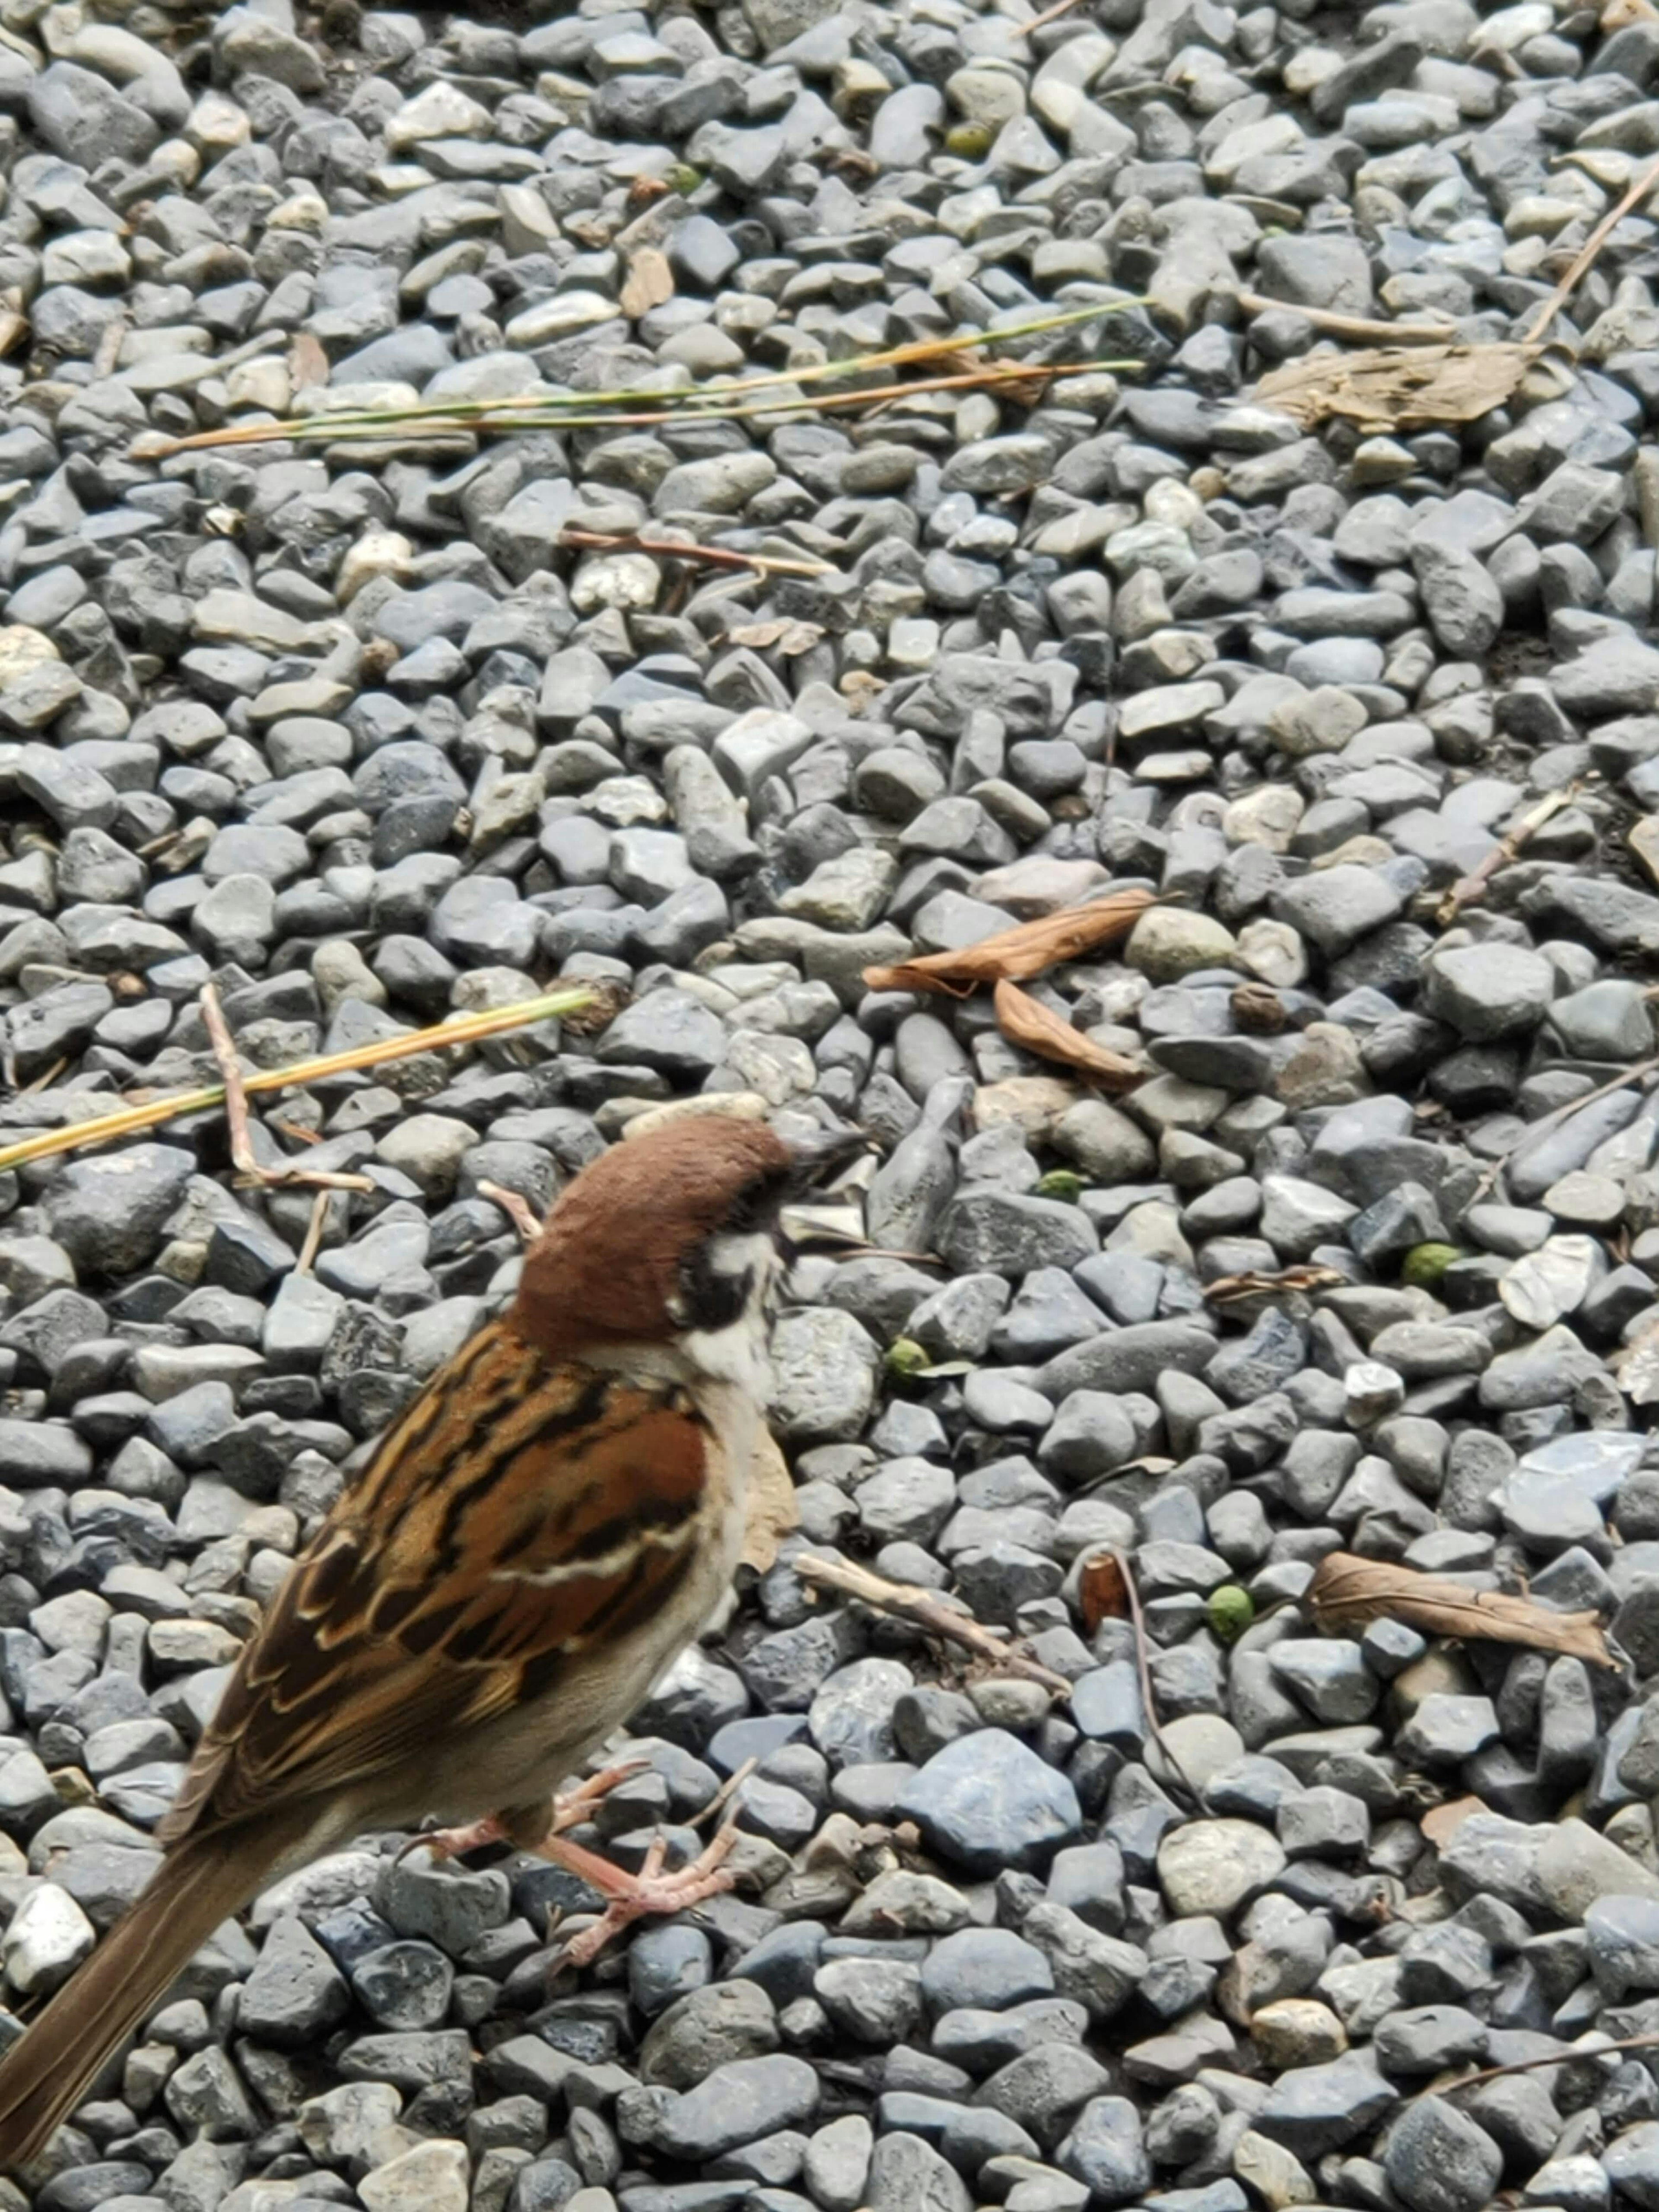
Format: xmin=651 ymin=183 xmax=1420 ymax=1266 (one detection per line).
xmin=0 ymin=1833 xmax=276 ymax=2170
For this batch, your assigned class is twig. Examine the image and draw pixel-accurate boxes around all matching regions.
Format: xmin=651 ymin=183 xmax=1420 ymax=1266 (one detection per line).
xmin=20 ymin=1058 xmax=67 ymax=1095
xmin=1528 ymin=148 xmax=1659 ymax=343
xmin=1103 ymin=1548 xmax=1203 ymax=1807
xmin=690 ymin=1756 xmax=758 ymax=1831
xmin=477 ymin=1179 xmax=544 ymax=1246
xmin=1434 ymin=2029 xmax=1659 ymax=2095
xmin=1469 ymin=1051 xmax=1659 ymax=1203
xmin=0 ymin=988 xmax=593 ymax=1177
xmin=293 ymin=1189 xmax=331 ymax=1277
xmin=1434 ymin=783 xmax=1580 ymax=926
xmin=1014 ymin=0 xmax=1090 ymax=32
xmin=154 ymin=302 xmax=1132 ymax=435
xmin=200 ymin=983 xmax=373 ymax=1192
xmin=140 ymin=359 xmax=1125 ymax=458
xmin=1233 ymin=289 xmax=1462 ymax=345
xmin=793 ymin=1553 xmax=1071 ymax=1696
xmin=557 ymin=529 xmax=831 ymax=578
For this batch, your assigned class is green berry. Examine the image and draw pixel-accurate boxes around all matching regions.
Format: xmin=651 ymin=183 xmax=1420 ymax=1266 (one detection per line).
xmin=946 ymin=123 xmax=995 ymax=159
xmin=1401 ymin=1241 xmax=1462 ymax=1289
xmin=1035 ymin=1169 xmax=1084 ymax=1203
xmin=1208 ymin=1586 xmax=1254 ymax=1643
xmin=885 ymin=1337 xmax=929 ymax=1381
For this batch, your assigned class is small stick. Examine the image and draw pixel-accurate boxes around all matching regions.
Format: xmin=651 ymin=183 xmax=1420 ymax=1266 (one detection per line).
xmin=1469 ymin=1050 xmax=1659 ymax=1203
xmin=1233 ymin=289 xmax=1462 ymax=345
xmin=1528 ymin=147 xmax=1659 ymax=343
xmin=477 ymin=1179 xmax=545 ymax=1246
xmin=690 ymin=1756 xmax=758 ymax=1831
xmin=143 ymin=362 xmax=1106 ymax=456
xmin=794 ymin=1553 xmax=1071 ymax=1696
xmin=200 ymin=984 xmax=372 ymax=1192
xmin=293 ymin=1189 xmax=331 ymax=1277
xmin=20 ymin=1058 xmax=67 ymax=1095
xmin=1014 ymin=0 xmax=1090 ymax=32
xmin=1434 ymin=783 xmax=1581 ymax=926
xmin=1103 ymin=1548 xmax=1203 ymax=1807
xmin=0 ymin=986 xmax=592 ymax=1179
xmin=558 ymin=529 xmax=832 ymax=579
xmin=1434 ymin=2028 xmax=1659 ymax=2094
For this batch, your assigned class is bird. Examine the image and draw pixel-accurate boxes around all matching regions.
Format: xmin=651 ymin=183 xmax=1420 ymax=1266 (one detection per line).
xmin=0 ymin=1112 xmax=851 ymax=2168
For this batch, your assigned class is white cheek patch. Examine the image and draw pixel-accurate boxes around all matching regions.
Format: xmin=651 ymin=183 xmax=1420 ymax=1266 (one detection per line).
xmin=680 ymin=1231 xmax=779 ymax=1393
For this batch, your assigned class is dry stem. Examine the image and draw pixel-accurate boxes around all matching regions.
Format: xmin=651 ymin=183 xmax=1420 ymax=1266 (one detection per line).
xmin=1014 ymin=0 xmax=1089 ymax=32
xmin=200 ymin=984 xmax=372 ymax=1192
xmin=1528 ymin=148 xmax=1659 ymax=343
xmin=1434 ymin=783 xmax=1581 ymax=926
xmin=1233 ymin=290 xmax=1461 ymax=345
xmin=794 ymin=1553 xmax=1071 ymax=1696
xmin=0 ymin=988 xmax=593 ymax=1178
xmin=293 ymin=1189 xmax=331 ymax=1277
xmin=558 ymin=529 xmax=832 ymax=578
xmin=476 ymin=1179 xmax=545 ymax=1245
xmin=1100 ymin=1547 xmax=1203 ymax=1806
xmin=1469 ymin=1051 xmax=1659 ymax=1203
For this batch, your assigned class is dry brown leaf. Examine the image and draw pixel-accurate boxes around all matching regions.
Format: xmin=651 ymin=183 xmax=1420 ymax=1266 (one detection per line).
xmin=741 ymin=1426 xmax=797 ymax=1574
xmin=1255 ymin=342 xmax=1551 ymax=432
xmin=993 ymin=979 xmax=1142 ymax=1091
xmin=1079 ymin=1551 xmax=1129 ymax=1633
xmin=289 ymin=331 xmax=330 ymax=392
xmin=864 ymin=887 xmax=1157 ymax=998
xmin=728 ymin=618 xmax=827 ymax=655
xmin=1307 ymin=1551 xmax=1616 ymax=1669
xmin=620 ymin=247 xmax=674 ymax=319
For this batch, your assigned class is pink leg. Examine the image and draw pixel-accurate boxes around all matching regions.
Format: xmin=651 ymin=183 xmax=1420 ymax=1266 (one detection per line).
xmin=397 ymin=1759 xmax=651 ymax=1865
xmin=395 ymin=1811 xmax=508 ymax=1866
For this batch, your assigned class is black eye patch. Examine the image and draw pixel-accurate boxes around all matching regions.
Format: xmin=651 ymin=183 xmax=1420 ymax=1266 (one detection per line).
xmin=723 ymin=1168 xmax=792 ymax=1237
xmin=679 ymin=1239 xmax=754 ymax=1333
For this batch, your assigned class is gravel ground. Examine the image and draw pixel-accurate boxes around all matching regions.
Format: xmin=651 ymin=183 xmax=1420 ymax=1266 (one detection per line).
xmin=11 ymin=1 xmax=1659 ymax=2210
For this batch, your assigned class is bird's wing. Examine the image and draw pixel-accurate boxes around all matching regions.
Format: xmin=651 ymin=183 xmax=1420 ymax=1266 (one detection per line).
xmin=160 ymin=1320 xmax=714 ymax=1843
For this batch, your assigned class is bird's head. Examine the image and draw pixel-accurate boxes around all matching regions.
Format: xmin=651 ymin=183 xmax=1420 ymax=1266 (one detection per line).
xmin=513 ymin=1115 xmax=859 ymax=1376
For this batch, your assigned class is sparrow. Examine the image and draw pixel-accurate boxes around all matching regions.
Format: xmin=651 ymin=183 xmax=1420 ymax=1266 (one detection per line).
xmin=0 ymin=1113 xmax=849 ymax=2168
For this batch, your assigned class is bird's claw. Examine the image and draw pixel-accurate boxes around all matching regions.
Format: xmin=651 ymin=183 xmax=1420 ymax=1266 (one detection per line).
xmin=550 ymin=1824 xmax=741 ymax=1969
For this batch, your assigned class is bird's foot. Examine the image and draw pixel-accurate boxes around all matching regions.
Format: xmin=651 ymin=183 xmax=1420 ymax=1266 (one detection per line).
xmin=394 ymin=1760 xmax=652 ymax=1866
xmin=547 ymin=1758 xmax=652 ymax=1834
xmin=545 ymin=1826 xmax=740 ymax=1967
xmin=395 ymin=1812 xmax=508 ymax=1866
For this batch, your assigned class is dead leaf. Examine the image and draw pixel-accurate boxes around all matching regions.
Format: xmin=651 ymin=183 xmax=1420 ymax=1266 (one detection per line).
xmin=728 ymin=618 xmax=827 ymax=656
xmin=620 ymin=246 xmax=674 ymax=319
xmin=1254 ymin=341 xmax=1554 ymax=433
xmin=741 ymin=1427 xmax=796 ymax=1574
xmin=1079 ymin=1551 xmax=1129 ymax=1632
xmin=1307 ymin=1551 xmax=1616 ymax=1669
xmin=864 ymin=887 xmax=1157 ymax=998
xmin=289 ymin=331 xmax=330 ymax=392
xmin=993 ymin=979 xmax=1143 ymax=1091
